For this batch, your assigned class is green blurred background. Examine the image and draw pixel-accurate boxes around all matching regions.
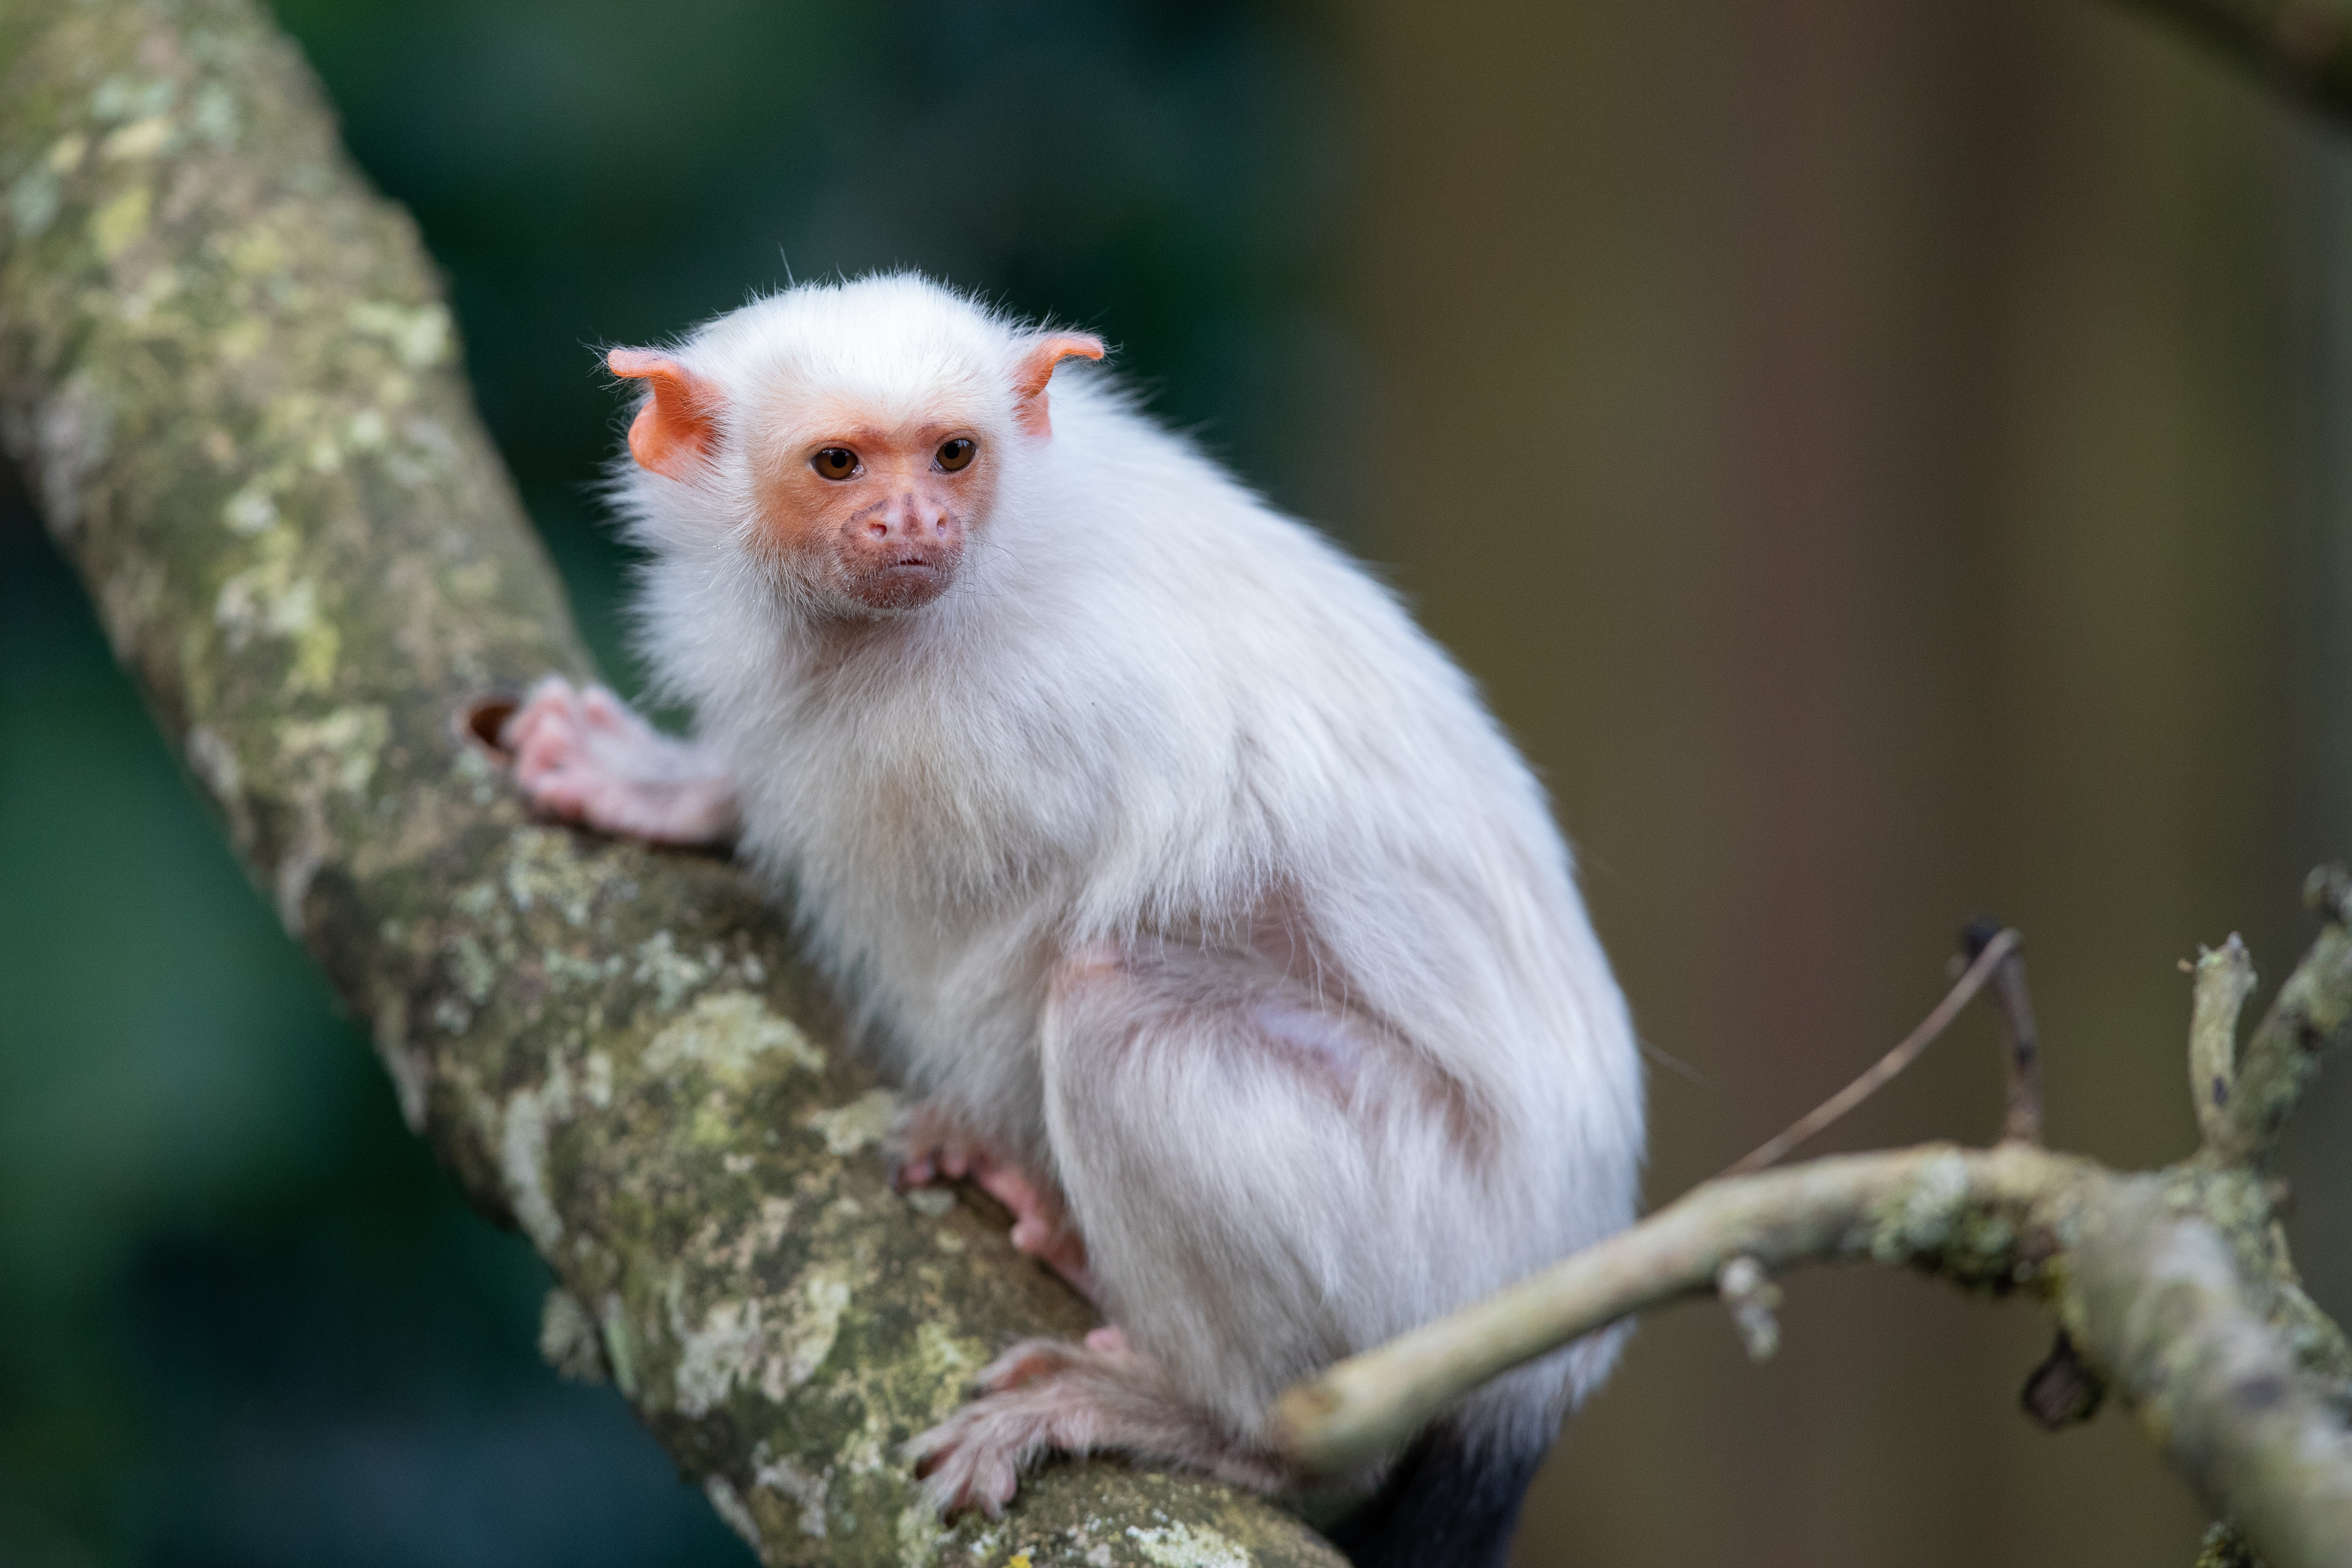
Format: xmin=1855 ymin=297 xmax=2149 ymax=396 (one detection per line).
xmin=5 ymin=1 xmax=2350 ymax=1563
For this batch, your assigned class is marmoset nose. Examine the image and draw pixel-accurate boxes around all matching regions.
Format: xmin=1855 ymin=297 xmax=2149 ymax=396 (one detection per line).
xmin=862 ymin=498 xmax=960 ymax=550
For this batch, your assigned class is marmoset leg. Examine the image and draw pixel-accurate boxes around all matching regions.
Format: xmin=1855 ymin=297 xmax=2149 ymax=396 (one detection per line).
xmin=908 ymin=940 xmax=1433 ymax=1517
xmin=503 ymin=676 xmax=739 ymax=846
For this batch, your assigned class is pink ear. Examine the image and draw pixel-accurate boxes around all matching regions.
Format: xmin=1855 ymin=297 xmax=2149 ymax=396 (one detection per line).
xmin=607 ymin=348 xmax=723 ymax=478
xmin=1012 ymin=333 xmax=1106 ymax=437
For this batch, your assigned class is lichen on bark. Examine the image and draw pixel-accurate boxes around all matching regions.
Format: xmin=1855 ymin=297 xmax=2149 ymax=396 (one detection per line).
xmin=0 ymin=2 xmax=1342 ymax=1562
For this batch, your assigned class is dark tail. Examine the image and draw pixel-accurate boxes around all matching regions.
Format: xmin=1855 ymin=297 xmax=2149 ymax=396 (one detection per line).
xmin=1323 ymin=1421 xmax=1550 ymax=1568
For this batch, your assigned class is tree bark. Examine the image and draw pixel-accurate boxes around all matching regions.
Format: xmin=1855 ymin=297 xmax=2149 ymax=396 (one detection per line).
xmin=0 ymin=3 xmax=1342 ymax=1563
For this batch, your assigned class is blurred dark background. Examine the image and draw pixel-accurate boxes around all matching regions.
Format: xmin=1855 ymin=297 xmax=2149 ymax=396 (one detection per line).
xmin=4 ymin=1 xmax=2350 ymax=1564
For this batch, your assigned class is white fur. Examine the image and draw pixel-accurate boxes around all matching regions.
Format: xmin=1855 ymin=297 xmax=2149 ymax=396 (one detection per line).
xmin=610 ymin=273 xmax=1644 ymax=1463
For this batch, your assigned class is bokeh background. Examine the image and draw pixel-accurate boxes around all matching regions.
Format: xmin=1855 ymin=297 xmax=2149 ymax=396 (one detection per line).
xmin=6 ymin=0 xmax=2351 ymax=1563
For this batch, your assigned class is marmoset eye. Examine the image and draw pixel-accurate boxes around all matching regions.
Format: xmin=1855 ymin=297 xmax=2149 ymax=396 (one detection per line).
xmin=936 ymin=438 xmax=976 ymax=472
xmin=812 ymin=447 xmax=859 ymax=481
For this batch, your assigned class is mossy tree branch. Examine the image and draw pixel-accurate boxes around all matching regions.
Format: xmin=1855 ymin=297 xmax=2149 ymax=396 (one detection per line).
xmin=1271 ymin=886 xmax=2352 ymax=1568
xmin=0 ymin=2 xmax=1340 ymax=1564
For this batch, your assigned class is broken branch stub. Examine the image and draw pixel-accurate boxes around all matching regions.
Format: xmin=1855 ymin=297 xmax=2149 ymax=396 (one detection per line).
xmin=2191 ymin=936 xmax=2258 ymax=1161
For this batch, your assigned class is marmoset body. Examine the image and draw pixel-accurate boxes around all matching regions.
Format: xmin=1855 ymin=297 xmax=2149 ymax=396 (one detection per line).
xmin=507 ymin=274 xmax=1643 ymax=1567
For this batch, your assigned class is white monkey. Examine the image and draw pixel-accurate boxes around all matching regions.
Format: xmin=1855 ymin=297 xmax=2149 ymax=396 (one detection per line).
xmin=505 ymin=274 xmax=1644 ymax=1567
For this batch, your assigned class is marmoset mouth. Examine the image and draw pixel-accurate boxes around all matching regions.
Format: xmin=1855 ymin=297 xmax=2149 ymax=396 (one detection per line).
xmin=855 ymin=559 xmax=955 ymax=609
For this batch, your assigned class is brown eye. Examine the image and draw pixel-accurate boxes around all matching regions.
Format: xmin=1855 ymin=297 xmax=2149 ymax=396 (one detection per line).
xmin=812 ymin=447 xmax=858 ymax=481
xmin=936 ymin=437 xmax=976 ymax=472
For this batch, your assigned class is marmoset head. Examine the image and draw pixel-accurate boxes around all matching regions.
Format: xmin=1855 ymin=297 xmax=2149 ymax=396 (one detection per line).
xmin=604 ymin=276 xmax=1102 ymax=615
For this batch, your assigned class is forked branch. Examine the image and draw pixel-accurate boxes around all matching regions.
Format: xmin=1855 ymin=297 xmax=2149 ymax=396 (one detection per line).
xmin=1272 ymin=890 xmax=2352 ymax=1568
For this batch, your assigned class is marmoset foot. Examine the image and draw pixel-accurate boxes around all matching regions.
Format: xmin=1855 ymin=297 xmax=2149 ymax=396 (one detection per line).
xmin=906 ymin=1335 xmax=1287 ymax=1518
xmin=890 ymin=1101 xmax=1097 ymax=1300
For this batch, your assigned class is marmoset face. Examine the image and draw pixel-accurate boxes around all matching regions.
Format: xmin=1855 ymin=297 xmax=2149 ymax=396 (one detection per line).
xmin=752 ymin=398 xmax=999 ymax=612
xmin=606 ymin=302 xmax=1099 ymax=619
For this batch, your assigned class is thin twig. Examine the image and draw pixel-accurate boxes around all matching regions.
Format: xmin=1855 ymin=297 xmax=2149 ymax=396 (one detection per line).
xmin=1721 ymin=929 xmax=2022 ymax=1177
xmin=1963 ymin=918 xmax=2044 ymax=1145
